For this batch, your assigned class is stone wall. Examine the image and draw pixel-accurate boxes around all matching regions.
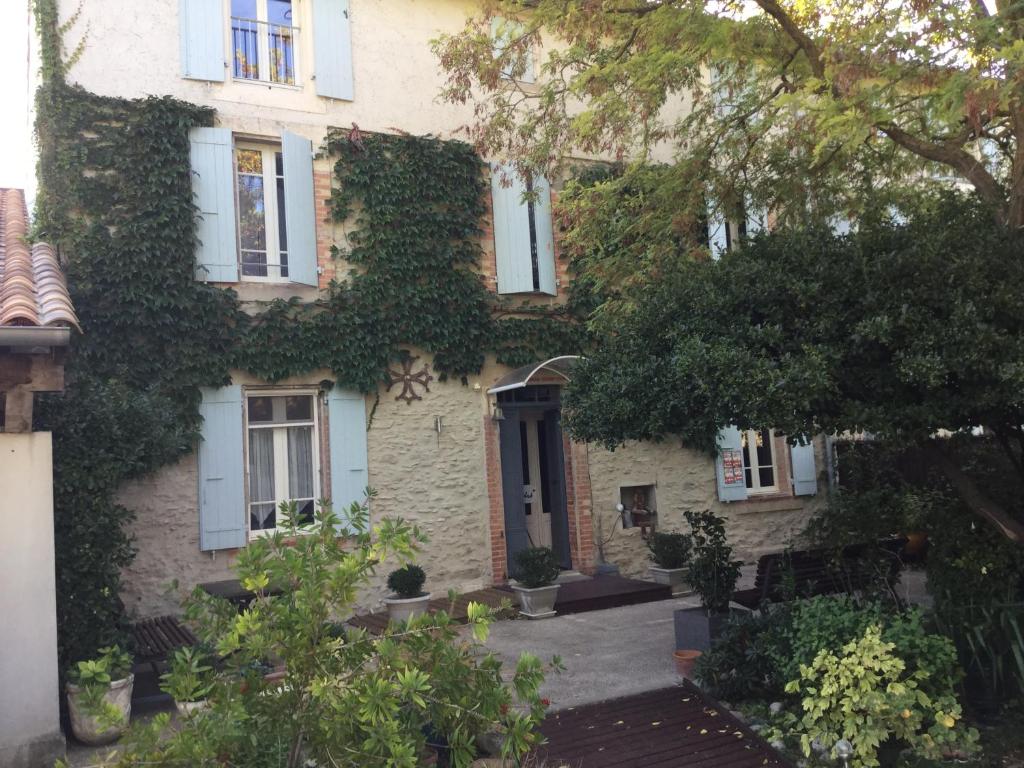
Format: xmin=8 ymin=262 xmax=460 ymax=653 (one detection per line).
xmin=120 ymin=357 xmax=502 ymax=618
xmin=118 ymin=372 xmax=824 ymax=618
xmin=587 ymin=438 xmax=824 ymax=580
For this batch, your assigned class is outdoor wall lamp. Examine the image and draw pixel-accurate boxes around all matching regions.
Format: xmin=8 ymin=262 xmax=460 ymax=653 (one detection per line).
xmin=835 ymin=739 xmax=853 ymax=767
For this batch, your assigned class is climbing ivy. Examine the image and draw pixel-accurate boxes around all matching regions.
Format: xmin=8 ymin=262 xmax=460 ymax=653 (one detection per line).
xmin=33 ymin=0 xmax=586 ymax=669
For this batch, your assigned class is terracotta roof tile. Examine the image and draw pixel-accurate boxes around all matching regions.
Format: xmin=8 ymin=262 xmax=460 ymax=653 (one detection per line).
xmin=0 ymin=188 xmax=80 ymax=331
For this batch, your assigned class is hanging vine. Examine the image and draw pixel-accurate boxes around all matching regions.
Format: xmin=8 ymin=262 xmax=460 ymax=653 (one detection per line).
xmin=32 ymin=0 xmax=587 ymax=668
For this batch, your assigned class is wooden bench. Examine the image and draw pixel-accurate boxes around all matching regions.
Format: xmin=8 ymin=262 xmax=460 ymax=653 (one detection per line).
xmin=131 ymin=615 xmax=198 ymax=663
xmin=731 ymin=538 xmax=906 ymax=611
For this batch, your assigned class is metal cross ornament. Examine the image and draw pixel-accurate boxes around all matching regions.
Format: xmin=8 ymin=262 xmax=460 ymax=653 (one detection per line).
xmin=385 ymin=355 xmax=434 ymax=404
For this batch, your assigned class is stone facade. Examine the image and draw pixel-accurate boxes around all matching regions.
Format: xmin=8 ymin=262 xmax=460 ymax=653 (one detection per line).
xmin=590 ymin=438 xmax=825 ymax=580
xmin=54 ymin=0 xmax=824 ymax=619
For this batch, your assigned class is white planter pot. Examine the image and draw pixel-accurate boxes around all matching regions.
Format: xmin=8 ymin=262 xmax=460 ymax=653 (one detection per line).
xmin=511 ymin=584 xmax=561 ymax=619
xmin=649 ymin=566 xmax=690 ymax=596
xmin=175 ymin=699 xmax=209 ymax=717
xmin=67 ymin=674 xmax=134 ymax=745
xmin=384 ymin=593 xmax=432 ymax=623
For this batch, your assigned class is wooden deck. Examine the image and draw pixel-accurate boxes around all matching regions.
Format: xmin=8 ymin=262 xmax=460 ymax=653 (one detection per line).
xmin=347 ymin=576 xmax=673 ymax=633
xmin=347 ymin=587 xmax=516 ymax=633
xmin=552 ymin=575 xmax=672 ymax=614
xmin=535 ymin=682 xmax=793 ymax=768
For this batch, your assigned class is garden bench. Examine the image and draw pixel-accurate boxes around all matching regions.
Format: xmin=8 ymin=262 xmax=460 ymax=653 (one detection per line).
xmin=129 ymin=615 xmax=199 ymax=711
xmin=730 ymin=538 xmax=906 ymax=611
xmin=131 ymin=615 xmax=197 ymax=663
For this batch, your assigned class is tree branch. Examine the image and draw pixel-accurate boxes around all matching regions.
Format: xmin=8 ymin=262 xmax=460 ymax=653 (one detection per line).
xmin=880 ymin=123 xmax=1007 ymax=212
xmin=922 ymin=440 xmax=1024 ymax=545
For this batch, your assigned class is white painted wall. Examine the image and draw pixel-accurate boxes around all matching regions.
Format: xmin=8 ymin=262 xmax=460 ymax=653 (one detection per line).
xmin=0 ymin=432 xmax=65 ymax=767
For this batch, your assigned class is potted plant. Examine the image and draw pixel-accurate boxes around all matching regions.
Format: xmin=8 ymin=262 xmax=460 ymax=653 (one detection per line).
xmin=647 ymin=531 xmax=692 ymax=595
xmin=66 ymin=645 xmax=134 ymax=745
xmin=160 ymin=646 xmax=214 ymax=716
xmin=384 ymin=564 xmax=431 ymax=623
xmin=673 ymin=510 xmax=742 ymax=652
xmin=510 ymin=546 xmax=562 ymax=619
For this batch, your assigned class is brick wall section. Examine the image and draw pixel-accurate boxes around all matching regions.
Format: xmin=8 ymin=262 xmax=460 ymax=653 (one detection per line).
xmin=564 ymin=437 xmax=596 ymax=574
xmin=479 ymin=182 xmax=499 ymax=293
xmin=483 ymin=414 xmax=508 ymax=582
xmin=314 ymin=169 xmax=337 ymax=290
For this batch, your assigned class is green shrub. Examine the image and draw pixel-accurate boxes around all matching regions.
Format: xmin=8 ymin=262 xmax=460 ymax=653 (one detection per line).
xmin=387 ymin=564 xmax=427 ymax=598
xmin=60 ymin=500 xmax=557 ymax=768
xmin=684 ymin=510 xmax=741 ymax=612
xmin=699 ymin=596 xmax=964 ymax=707
xmin=784 ymin=625 xmax=977 ymax=768
xmin=694 ymin=610 xmax=787 ymax=701
xmin=159 ymin=647 xmax=214 ymax=704
xmin=646 ymin=532 xmax=691 ymax=569
xmin=514 ymin=547 xmax=561 ymax=588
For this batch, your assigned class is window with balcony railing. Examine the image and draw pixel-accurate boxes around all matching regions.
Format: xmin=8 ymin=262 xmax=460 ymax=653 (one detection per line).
xmin=231 ymin=0 xmax=298 ymax=86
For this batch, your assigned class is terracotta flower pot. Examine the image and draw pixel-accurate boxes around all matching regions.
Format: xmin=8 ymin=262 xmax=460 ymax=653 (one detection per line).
xmin=673 ymin=649 xmax=702 ymax=678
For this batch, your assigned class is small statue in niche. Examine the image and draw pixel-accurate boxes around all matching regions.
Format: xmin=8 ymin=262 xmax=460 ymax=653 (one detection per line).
xmin=630 ymin=489 xmax=655 ymax=539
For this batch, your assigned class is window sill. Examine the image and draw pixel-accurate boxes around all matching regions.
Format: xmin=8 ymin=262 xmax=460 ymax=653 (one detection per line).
xmin=731 ymin=493 xmax=805 ymax=514
xmin=231 ymin=77 xmax=303 ymax=92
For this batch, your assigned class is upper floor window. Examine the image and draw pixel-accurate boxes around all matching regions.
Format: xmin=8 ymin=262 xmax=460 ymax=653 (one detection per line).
xmin=490 ymin=164 xmax=556 ymax=295
xmin=235 ymin=143 xmax=290 ymax=281
xmin=231 ymin=0 xmax=299 ymax=85
xmin=741 ymin=428 xmax=778 ymax=494
xmin=491 ymin=17 xmax=535 ymax=84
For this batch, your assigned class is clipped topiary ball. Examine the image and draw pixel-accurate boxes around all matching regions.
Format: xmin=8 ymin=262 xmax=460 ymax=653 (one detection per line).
xmin=387 ymin=565 xmax=427 ymax=598
xmin=513 ymin=547 xmax=561 ymax=589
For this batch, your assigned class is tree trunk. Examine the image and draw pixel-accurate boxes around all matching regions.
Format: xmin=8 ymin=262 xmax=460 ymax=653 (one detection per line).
xmin=922 ymin=440 xmax=1024 ymax=545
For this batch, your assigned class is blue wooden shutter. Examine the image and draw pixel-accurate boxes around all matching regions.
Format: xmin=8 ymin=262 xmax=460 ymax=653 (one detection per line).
xmin=491 ymin=164 xmax=534 ymax=294
xmin=498 ymin=415 xmax=529 ymax=577
xmin=790 ymin=439 xmax=818 ymax=496
xmin=179 ymin=0 xmax=225 ymax=81
xmin=328 ymin=388 xmax=368 ymax=532
xmin=746 ymin=206 xmax=766 ymax=236
xmin=281 ymin=131 xmax=318 ymax=286
xmin=715 ymin=425 xmax=748 ymax=502
xmin=198 ymin=386 xmax=246 ymax=551
xmin=534 ymin=174 xmax=557 ymax=296
xmin=312 ymin=0 xmax=354 ymax=100
xmin=708 ymin=211 xmax=729 ymax=259
xmin=491 ymin=17 xmax=535 ymax=83
xmin=189 ymin=127 xmax=238 ymax=282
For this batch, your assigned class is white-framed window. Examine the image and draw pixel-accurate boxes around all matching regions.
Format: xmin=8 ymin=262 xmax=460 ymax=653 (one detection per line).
xmin=235 ymin=142 xmax=289 ymax=281
xmin=245 ymin=391 xmax=320 ymax=534
xmin=231 ymin=0 xmax=300 ymax=86
xmin=741 ymin=428 xmax=778 ymax=494
xmin=491 ymin=17 xmax=535 ymax=84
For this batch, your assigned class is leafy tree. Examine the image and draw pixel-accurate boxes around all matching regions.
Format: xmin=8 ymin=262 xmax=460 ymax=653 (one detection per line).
xmin=561 ymin=195 xmax=1024 ymax=541
xmin=435 ymin=0 xmax=1024 ymax=229
xmin=66 ymin=499 xmax=555 ymax=768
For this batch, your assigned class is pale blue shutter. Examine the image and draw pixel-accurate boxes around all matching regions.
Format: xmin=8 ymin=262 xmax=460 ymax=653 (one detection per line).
xmin=328 ymin=388 xmax=368 ymax=532
xmin=790 ymin=439 xmax=818 ymax=496
xmin=312 ymin=0 xmax=354 ymax=100
xmin=198 ymin=386 xmax=246 ymax=551
xmin=746 ymin=207 xmax=766 ymax=236
xmin=708 ymin=212 xmax=729 ymax=259
xmin=534 ymin=174 xmax=556 ymax=296
xmin=491 ymin=164 xmax=534 ymax=294
xmin=715 ymin=425 xmax=748 ymax=502
xmin=190 ymin=127 xmax=238 ymax=282
xmin=281 ymin=131 xmax=318 ymax=286
xmin=491 ymin=17 xmax=534 ymax=83
xmin=179 ymin=0 xmax=225 ymax=82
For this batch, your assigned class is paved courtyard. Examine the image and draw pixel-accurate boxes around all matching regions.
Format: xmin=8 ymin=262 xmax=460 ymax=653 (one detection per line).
xmin=484 ymin=594 xmax=702 ymax=710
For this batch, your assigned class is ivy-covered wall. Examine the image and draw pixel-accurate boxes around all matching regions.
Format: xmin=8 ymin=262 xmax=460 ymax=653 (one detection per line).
xmin=33 ymin=0 xmax=586 ymax=665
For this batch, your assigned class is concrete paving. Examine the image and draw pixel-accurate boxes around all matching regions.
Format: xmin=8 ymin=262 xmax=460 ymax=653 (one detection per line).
xmin=484 ymin=594 xmax=703 ymax=710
